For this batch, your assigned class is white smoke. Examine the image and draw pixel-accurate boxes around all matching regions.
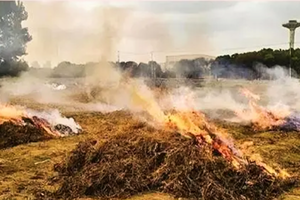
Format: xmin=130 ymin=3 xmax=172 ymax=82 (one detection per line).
xmin=264 ymin=65 xmax=289 ymax=80
xmin=0 ymin=71 xmax=69 ymax=104
xmin=27 ymin=109 xmax=82 ymax=133
xmin=157 ymin=85 xmax=246 ymax=112
xmin=265 ymin=78 xmax=300 ymax=110
xmin=144 ymin=64 xmax=300 ymax=122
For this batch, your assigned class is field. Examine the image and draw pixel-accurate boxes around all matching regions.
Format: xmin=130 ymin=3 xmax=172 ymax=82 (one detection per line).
xmin=0 ymin=78 xmax=300 ymax=200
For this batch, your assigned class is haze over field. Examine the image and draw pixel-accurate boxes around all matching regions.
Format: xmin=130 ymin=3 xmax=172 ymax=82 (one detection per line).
xmin=22 ymin=1 xmax=300 ymax=66
xmin=1 ymin=1 xmax=300 ymax=199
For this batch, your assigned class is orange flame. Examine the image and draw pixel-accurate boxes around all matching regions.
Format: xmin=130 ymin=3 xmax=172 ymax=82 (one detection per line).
xmin=115 ymin=77 xmax=291 ymax=178
xmin=234 ymin=88 xmax=292 ymax=177
xmin=0 ymin=104 xmax=26 ymax=125
xmin=122 ymin=78 xmax=245 ymax=168
xmin=164 ymin=110 xmax=246 ymax=168
xmin=0 ymin=104 xmax=65 ymax=137
xmin=236 ymin=88 xmax=290 ymax=131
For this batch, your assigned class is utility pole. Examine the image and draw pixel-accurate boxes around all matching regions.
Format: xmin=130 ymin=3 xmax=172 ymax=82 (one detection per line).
xmin=282 ymin=20 xmax=300 ymax=77
xmin=117 ymin=51 xmax=120 ymax=63
xmin=150 ymin=51 xmax=155 ymax=79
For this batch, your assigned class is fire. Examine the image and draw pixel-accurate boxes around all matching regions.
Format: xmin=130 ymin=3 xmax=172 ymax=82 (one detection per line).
xmin=0 ymin=104 xmax=81 ymax=137
xmin=236 ymin=88 xmax=291 ymax=131
xmin=164 ymin=108 xmax=291 ymax=178
xmin=165 ymin=110 xmax=246 ymax=168
xmin=234 ymin=88 xmax=295 ymax=177
xmin=164 ymin=109 xmax=290 ymax=177
xmin=116 ymin=77 xmax=291 ymax=178
xmin=0 ymin=104 xmax=26 ymax=125
xmin=245 ymin=150 xmax=290 ymax=179
xmin=124 ymin=78 xmax=246 ymax=168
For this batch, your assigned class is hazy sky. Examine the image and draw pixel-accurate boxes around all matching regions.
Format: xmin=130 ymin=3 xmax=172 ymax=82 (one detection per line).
xmin=22 ymin=1 xmax=300 ymax=66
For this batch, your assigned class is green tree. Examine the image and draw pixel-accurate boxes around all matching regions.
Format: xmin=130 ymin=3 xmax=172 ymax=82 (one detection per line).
xmin=0 ymin=1 xmax=31 ymax=76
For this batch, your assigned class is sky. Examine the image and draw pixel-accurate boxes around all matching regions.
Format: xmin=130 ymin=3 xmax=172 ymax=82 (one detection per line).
xmin=21 ymin=1 xmax=300 ymax=67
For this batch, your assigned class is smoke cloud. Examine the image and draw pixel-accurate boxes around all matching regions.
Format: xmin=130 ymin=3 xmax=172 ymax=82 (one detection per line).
xmin=23 ymin=1 xmax=131 ymax=66
xmin=0 ymin=71 xmax=69 ymax=104
xmin=147 ymin=64 xmax=300 ymax=122
xmin=2 ymin=1 xmax=300 ymax=126
xmin=27 ymin=108 xmax=82 ymax=133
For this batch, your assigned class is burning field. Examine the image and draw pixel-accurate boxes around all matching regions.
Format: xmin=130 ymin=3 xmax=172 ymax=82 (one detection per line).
xmin=236 ymin=88 xmax=300 ymax=132
xmin=1 ymin=76 xmax=300 ymax=200
xmin=0 ymin=104 xmax=82 ymax=149
xmin=2 ymin=0 xmax=300 ymax=198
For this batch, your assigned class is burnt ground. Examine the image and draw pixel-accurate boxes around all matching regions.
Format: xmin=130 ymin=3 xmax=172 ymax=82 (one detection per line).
xmin=0 ymin=109 xmax=300 ymax=199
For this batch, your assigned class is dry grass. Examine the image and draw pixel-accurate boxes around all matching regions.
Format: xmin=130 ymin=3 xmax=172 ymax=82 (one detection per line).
xmin=0 ymin=98 xmax=299 ymax=199
xmin=0 ymin=110 xmax=157 ymax=199
xmin=217 ymin=121 xmax=300 ymax=200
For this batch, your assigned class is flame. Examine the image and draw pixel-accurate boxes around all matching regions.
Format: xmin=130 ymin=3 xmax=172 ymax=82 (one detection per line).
xmin=247 ymin=152 xmax=290 ymax=179
xmin=165 ymin=110 xmax=246 ymax=168
xmin=122 ymin=78 xmax=291 ymax=178
xmin=0 ymin=104 xmax=76 ymax=137
xmin=234 ymin=89 xmax=292 ymax=177
xmin=31 ymin=116 xmax=62 ymax=137
xmin=124 ymin=77 xmax=166 ymax=123
xmin=0 ymin=104 xmax=26 ymax=125
xmin=236 ymin=88 xmax=291 ymax=131
xmin=123 ymin=79 xmax=244 ymax=168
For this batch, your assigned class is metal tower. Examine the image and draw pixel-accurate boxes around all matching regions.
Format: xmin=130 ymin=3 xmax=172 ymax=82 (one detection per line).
xmin=282 ymin=20 xmax=300 ymax=77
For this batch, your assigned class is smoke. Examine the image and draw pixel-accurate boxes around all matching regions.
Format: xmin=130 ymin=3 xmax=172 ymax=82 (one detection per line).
xmin=144 ymin=64 xmax=300 ymax=122
xmin=0 ymin=2 xmax=134 ymax=109
xmin=0 ymin=71 xmax=69 ymax=104
xmin=23 ymin=1 xmax=131 ymax=66
xmin=261 ymin=65 xmax=289 ymax=79
xmin=4 ymin=1 xmax=300 ymax=125
xmin=22 ymin=1 xmax=175 ymax=65
xmin=157 ymin=86 xmax=243 ymax=111
xmin=27 ymin=108 xmax=81 ymax=133
xmin=211 ymin=63 xmax=255 ymax=79
xmin=263 ymin=66 xmax=300 ymax=111
xmin=84 ymin=6 xmax=129 ymax=86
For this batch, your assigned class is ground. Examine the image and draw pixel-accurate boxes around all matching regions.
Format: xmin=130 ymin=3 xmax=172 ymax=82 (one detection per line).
xmin=0 ymin=79 xmax=300 ymax=199
xmin=0 ymin=107 xmax=300 ymax=200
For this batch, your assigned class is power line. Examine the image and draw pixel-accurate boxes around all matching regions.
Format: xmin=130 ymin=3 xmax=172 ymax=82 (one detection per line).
xmin=117 ymin=41 xmax=300 ymax=60
xmin=152 ymin=42 xmax=290 ymax=54
xmin=218 ymin=42 xmax=289 ymax=51
xmin=118 ymin=51 xmax=150 ymax=55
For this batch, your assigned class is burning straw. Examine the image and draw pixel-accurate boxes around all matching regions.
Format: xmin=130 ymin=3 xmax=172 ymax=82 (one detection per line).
xmin=118 ymin=77 xmax=291 ymax=177
xmin=47 ymin=77 xmax=298 ymax=200
xmin=236 ymin=88 xmax=300 ymax=132
xmin=0 ymin=104 xmax=82 ymax=149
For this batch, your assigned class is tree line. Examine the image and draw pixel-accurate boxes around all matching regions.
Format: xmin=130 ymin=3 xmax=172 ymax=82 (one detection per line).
xmin=0 ymin=1 xmax=299 ymax=80
xmin=0 ymin=0 xmax=31 ymax=77
xmin=30 ymin=49 xmax=296 ymax=80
